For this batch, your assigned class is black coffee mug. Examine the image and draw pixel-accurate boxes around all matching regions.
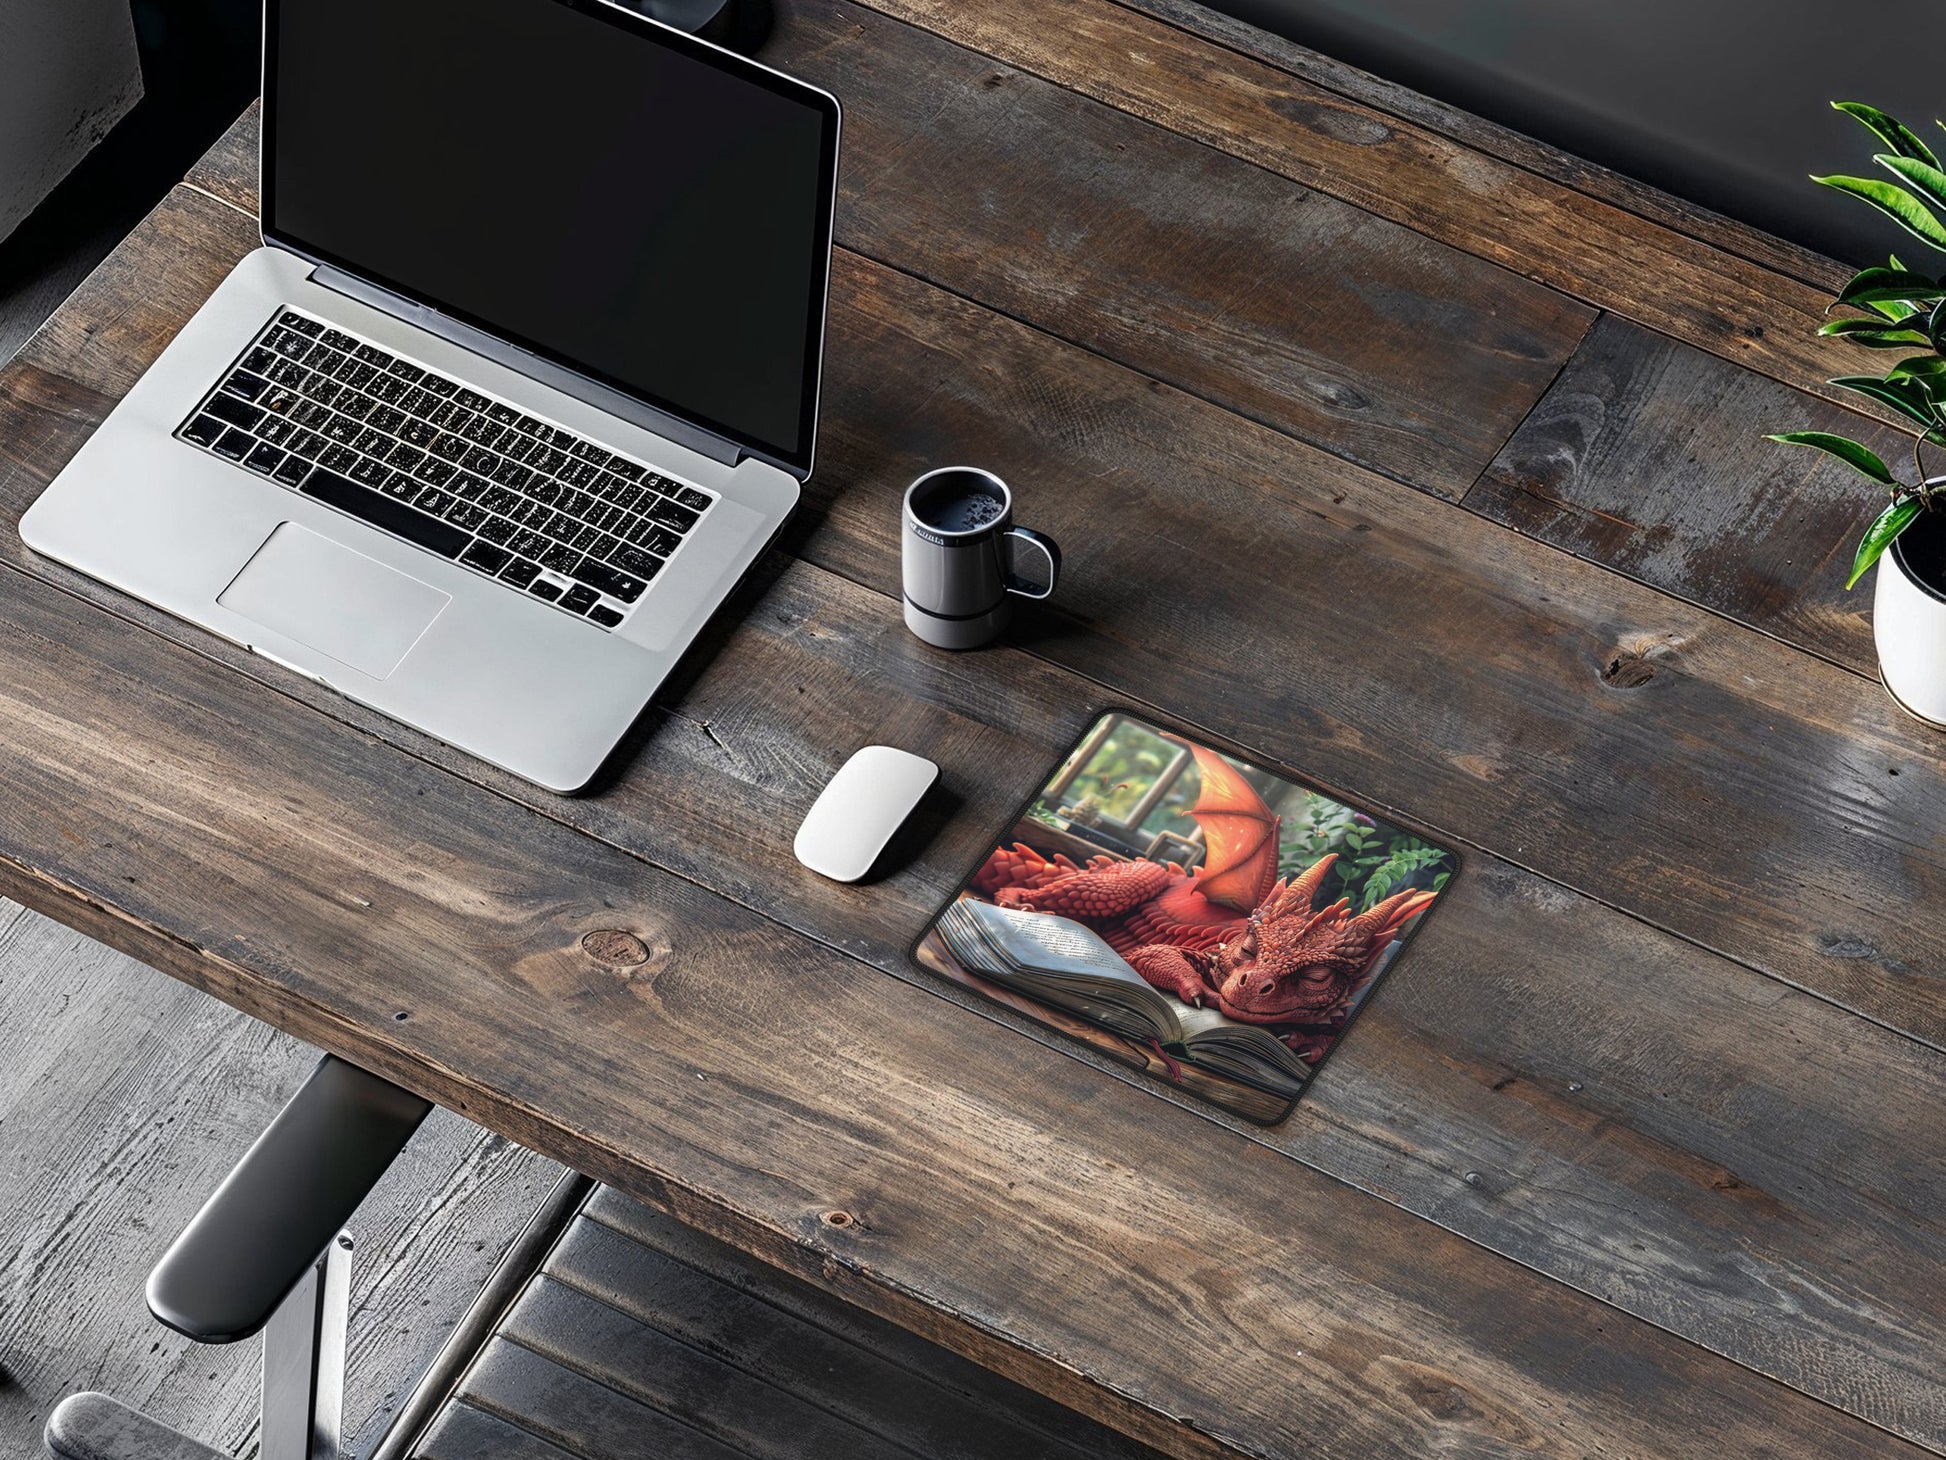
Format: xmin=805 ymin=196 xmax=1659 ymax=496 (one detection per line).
xmin=901 ymin=467 xmax=1060 ymax=650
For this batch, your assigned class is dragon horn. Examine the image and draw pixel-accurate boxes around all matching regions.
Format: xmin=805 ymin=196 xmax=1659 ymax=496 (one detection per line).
xmin=1349 ymin=887 xmax=1439 ymax=944
xmin=1273 ymin=854 xmax=1337 ymax=916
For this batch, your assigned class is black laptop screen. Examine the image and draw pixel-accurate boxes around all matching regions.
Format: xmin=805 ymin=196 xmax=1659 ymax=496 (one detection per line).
xmin=265 ymin=0 xmax=839 ymax=474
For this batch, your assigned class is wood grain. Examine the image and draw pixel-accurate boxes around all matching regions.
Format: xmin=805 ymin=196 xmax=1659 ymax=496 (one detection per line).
xmin=769 ymin=0 xmax=1591 ymax=498
xmin=171 ymin=116 xmax=1946 ymax=1059
xmin=0 ymin=901 xmax=563 ymax=1458
xmin=3 ymin=183 xmax=1944 ymax=1444
xmin=1110 ymin=0 xmax=1849 ymax=293
xmin=839 ymin=0 xmax=1909 ymax=437
xmin=0 ymin=491 xmax=1926 ymax=1460
xmin=1467 ymin=315 xmax=1907 ymax=675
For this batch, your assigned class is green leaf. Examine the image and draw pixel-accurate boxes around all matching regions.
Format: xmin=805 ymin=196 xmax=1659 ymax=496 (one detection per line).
xmin=1881 ymin=153 xmax=1946 ymax=216
xmin=1886 ymin=353 xmax=1946 ymax=381
xmin=1835 ymin=101 xmax=1941 ymax=167
xmin=1813 ymin=174 xmax=1946 ymax=250
xmin=1836 ymin=266 xmax=1946 ymax=306
xmin=1848 ymin=497 xmax=1924 ymax=588
xmin=1765 ymin=431 xmax=1897 ymax=484
xmin=1817 ymin=315 xmax=1932 ymax=346
xmin=1827 ymin=374 xmax=1941 ymax=430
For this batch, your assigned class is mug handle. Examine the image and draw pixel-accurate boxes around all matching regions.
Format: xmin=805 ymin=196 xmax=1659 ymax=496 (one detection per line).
xmin=1003 ymin=526 xmax=1061 ymax=600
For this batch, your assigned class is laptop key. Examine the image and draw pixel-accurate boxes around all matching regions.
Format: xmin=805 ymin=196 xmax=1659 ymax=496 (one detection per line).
xmin=223 ymin=371 xmax=269 ymax=402
xmin=529 ymin=579 xmax=564 ymax=602
xmin=609 ymin=544 xmax=665 ymax=580
xmin=281 ymin=313 xmax=323 ymax=337
xmin=675 ymin=486 xmax=712 ymax=512
xmin=244 ymin=443 xmax=287 ymax=475
xmin=540 ymin=544 xmax=581 ymax=574
xmin=301 ymin=469 xmax=468 ymax=558
xmin=350 ymin=456 xmax=392 ymax=488
xmin=559 ymin=584 xmax=599 ymax=614
xmin=460 ymin=540 xmax=512 ymax=575
xmin=446 ymin=500 xmax=489 ymax=531
xmin=626 ymin=521 xmax=682 ymax=556
xmin=213 ymin=428 xmax=255 ymax=460
xmin=479 ymin=516 xmax=518 ymax=546
xmin=415 ymin=487 xmax=455 ymax=516
xmin=181 ymin=414 xmax=226 ymax=448
xmin=272 ymin=456 xmax=312 ymax=488
xmin=644 ymin=496 xmax=699 ymax=532
xmin=568 ymin=558 xmax=646 ymax=603
xmin=499 ymin=557 xmax=541 ymax=589
xmin=319 ymin=444 xmax=359 ymax=473
xmin=205 ymin=393 xmax=266 ymax=431
xmin=587 ymin=604 xmax=625 ymax=629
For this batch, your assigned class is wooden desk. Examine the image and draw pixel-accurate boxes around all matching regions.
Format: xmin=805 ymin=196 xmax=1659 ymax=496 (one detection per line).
xmin=1 ymin=3 xmax=1940 ymax=1456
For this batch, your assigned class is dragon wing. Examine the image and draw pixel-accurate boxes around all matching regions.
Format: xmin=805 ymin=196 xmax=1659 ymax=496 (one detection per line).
xmin=1172 ymin=739 xmax=1281 ymax=912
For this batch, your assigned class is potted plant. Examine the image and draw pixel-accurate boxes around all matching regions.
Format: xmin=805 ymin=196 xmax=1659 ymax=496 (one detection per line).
xmin=1769 ymin=101 xmax=1946 ymax=726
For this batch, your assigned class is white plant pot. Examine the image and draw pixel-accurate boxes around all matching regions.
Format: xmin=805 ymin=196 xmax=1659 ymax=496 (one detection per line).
xmin=1874 ymin=507 xmax=1946 ymax=729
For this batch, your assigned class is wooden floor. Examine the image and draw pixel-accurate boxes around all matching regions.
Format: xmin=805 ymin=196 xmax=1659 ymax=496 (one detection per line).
xmin=0 ymin=897 xmax=564 ymax=1459
xmin=407 ymin=1187 xmax=1166 ymax=1460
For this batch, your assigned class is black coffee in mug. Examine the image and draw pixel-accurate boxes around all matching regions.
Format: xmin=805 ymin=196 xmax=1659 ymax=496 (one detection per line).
xmin=915 ymin=482 xmax=1007 ymax=534
xmin=902 ymin=467 xmax=1061 ymax=650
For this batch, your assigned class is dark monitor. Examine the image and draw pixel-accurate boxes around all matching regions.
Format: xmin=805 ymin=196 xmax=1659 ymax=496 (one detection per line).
xmin=265 ymin=0 xmax=841 ymax=475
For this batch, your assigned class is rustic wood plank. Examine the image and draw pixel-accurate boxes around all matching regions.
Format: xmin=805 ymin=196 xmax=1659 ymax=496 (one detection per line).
xmin=416 ymin=1402 xmax=580 ymax=1460
xmin=456 ymin=1340 xmax=749 ymax=1460
xmin=0 ymin=900 xmax=563 ymax=1458
xmin=1466 ymin=314 xmax=1905 ymax=676
xmin=559 ymin=1200 xmax=1157 ymax=1460
xmin=773 ymin=0 xmax=1591 ymax=497
xmin=0 ymin=507 xmax=1924 ymax=1460
xmin=501 ymin=1275 xmax=989 ymax=1460
xmin=3 ymin=185 xmax=1945 ymax=1445
xmin=831 ymin=0 xmax=1905 ymax=435
xmin=1110 ymin=0 xmax=1849 ymax=293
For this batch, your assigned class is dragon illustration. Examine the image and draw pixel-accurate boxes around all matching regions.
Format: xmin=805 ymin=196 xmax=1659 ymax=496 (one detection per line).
xmin=972 ymin=741 xmax=1435 ymax=1036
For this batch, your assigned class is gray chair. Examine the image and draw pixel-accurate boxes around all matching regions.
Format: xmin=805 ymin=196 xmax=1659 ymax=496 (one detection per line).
xmin=43 ymin=1057 xmax=429 ymax=1460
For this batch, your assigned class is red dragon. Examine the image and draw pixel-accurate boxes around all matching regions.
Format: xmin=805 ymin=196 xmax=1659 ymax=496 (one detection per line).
xmin=972 ymin=741 xmax=1435 ymax=1037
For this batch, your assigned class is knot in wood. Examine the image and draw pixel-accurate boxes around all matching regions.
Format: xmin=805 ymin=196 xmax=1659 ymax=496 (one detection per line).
xmin=581 ymin=929 xmax=651 ymax=966
xmin=1600 ymin=652 xmax=1657 ymax=689
xmin=820 ymin=1209 xmax=856 ymax=1229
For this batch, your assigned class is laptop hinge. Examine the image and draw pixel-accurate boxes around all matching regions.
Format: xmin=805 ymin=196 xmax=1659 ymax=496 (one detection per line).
xmin=310 ymin=265 xmax=743 ymax=469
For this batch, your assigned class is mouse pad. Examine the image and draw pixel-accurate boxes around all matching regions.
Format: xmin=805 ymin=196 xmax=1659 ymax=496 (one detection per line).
xmin=913 ymin=711 xmax=1457 ymax=1125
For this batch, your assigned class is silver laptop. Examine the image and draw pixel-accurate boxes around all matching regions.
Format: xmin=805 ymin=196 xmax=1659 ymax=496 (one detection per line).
xmin=21 ymin=0 xmax=841 ymax=793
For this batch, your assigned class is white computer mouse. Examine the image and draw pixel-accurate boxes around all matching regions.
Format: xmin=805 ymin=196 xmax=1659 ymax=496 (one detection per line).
xmin=794 ymin=746 xmax=941 ymax=882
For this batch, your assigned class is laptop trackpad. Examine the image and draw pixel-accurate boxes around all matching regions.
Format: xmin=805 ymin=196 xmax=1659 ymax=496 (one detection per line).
xmin=218 ymin=523 xmax=450 ymax=680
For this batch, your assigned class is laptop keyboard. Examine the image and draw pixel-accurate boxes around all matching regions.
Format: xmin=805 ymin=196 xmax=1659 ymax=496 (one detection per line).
xmin=174 ymin=310 xmax=718 ymax=631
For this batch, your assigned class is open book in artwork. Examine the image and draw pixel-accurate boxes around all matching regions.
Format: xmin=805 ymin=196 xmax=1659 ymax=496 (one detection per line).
xmin=914 ymin=712 xmax=1456 ymax=1123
